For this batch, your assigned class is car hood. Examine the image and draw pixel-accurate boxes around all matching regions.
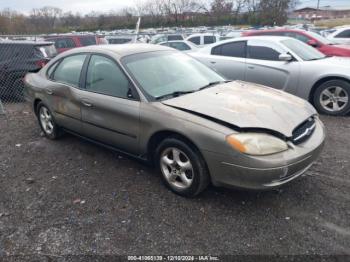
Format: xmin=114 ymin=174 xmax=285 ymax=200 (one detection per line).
xmin=162 ymin=81 xmax=317 ymax=137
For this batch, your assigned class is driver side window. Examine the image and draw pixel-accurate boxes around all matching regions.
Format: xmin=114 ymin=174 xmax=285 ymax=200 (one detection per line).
xmin=86 ymin=55 xmax=134 ymax=99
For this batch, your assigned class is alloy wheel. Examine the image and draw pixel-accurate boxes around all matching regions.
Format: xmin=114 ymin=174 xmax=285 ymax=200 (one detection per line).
xmin=160 ymin=147 xmax=194 ymax=190
xmin=320 ymin=86 xmax=349 ymax=112
xmin=39 ymin=106 xmax=54 ymax=135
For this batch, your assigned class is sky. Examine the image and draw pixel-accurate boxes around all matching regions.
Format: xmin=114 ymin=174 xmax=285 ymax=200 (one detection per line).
xmin=0 ymin=0 xmax=349 ymax=15
xmin=0 ymin=0 xmax=137 ymax=14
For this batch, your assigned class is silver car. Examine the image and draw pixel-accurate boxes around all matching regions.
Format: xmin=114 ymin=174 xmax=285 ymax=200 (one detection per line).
xmin=24 ymin=44 xmax=325 ymax=197
xmin=192 ymin=36 xmax=350 ymax=116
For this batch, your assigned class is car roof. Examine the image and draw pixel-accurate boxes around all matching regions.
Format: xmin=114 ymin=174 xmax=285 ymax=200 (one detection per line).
xmin=198 ymin=36 xmax=292 ymax=53
xmin=64 ymin=43 xmax=173 ymax=58
xmin=45 ymin=35 xmax=96 ymax=39
xmin=220 ymin=35 xmax=291 ymax=43
xmin=0 ymin=40 xmax=54 ymax=46
xmin=246 ymin=28 xmax=306 ymax=34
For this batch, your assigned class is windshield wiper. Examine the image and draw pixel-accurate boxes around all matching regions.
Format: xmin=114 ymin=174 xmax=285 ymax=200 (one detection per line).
xmin=198 ymin=80 xmax=231 ymax=91
xmin=155 ymin=90 xmax=196 ymax=100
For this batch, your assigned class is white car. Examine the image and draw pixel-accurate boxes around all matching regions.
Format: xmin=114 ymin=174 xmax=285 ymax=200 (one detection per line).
xmin=327 ymin=27 xmax=350 ymax=45
xmin=191 ymin=36 xmax=350 ymax=116
xmin=158 ymin=40 xmax=198 ymax=53
xmin=186 ymin=33 xmax=220 ymax=46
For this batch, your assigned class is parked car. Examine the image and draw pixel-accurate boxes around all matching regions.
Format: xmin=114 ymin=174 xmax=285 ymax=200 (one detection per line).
xmin=186 ymin=33 xmax=220 ymax=46
xmin=24 ymin=44 xmax=325 ymax=197
xmin=192 ymin=36 xmax=350 ymax=116
xmin=0 ymin=41 xmax=57 ymax=101
xmin=44 ymin=35 xmax=101 ymax=53
xmin=151 ymin=34 xmax=184 ymax=44
xmin=96 ymin=35 xmax=109 ymax=45
xmin=159 ymin=40 xmax=198 ymax=52
xmin=327 ymin=27 xmax=350 ymax=45
xmin=106 ymin=36 xmax=137 ymax=44
xmin=243 ymin=29 xmax=350 ymax=57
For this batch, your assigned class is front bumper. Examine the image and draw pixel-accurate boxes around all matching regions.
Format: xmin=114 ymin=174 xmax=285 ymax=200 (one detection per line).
xmin=203 ymin=118 xmax=325 ymax=190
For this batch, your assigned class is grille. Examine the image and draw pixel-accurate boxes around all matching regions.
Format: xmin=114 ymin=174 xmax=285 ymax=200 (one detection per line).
xmin=292 ymin=117 xmax=316 ymax=145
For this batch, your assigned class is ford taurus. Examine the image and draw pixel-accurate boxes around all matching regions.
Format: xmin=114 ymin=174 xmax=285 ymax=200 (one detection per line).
xmin=24 ymin=44 xmax=325 ymax=197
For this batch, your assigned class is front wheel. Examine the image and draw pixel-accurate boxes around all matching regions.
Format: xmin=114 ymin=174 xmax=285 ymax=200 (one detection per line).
xmin=313 ymin=80 xmax=350 ymax=116
xmin=155 ymin=137 xmax=210 ymax=197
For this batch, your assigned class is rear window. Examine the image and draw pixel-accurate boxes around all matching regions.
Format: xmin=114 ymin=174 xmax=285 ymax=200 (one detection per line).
xmin=168 ymin=35 xmax=183 ymax=41
xmin=79 ymin=36 xmax=96 ymax=46
xmin=336 ymin=29 xmax=350 ymax=38
xmin=108 ymin=38 xmax=132 ymax=44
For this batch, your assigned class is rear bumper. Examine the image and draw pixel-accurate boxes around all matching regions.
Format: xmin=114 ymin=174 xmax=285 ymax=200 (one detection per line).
xmin=203 ymin=118 xmax=325 ymax=190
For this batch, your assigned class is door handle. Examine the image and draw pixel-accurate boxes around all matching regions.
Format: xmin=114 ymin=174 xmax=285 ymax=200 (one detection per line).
xmin=210 ymin=61 xmax=216 ymax=64
xmin=248 ymin=65 xmax=255 ymax=69
xmin=46 ymin=89 xmax=53 ymax=95
xmin=81 ymin=100 xmax=92 ymax=107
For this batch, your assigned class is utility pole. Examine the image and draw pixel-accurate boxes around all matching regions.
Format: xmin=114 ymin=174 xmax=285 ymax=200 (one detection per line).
xmin=317 ymin=0 xmax=320 ymax=9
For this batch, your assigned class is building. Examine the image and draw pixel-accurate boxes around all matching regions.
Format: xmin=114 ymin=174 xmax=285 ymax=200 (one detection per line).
xmin=291 ymin=6 xmax=350 ymax=20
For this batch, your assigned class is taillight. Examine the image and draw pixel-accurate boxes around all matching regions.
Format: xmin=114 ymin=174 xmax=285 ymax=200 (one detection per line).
xmin=36 ymin=59 xmax=48 ymax=68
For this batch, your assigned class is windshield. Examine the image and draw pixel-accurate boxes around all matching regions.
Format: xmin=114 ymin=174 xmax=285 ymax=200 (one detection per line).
xmin=122 ymin=51 xmax=224 ymax=100
xmin=307 ymin=31 xmax=333 ymax=45
xmin=282 ymin=38 xmax=326 ymax=61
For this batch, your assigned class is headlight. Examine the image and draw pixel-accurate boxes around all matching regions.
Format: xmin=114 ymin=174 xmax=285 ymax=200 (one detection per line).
xmin=226 ymin=133 xmax=288 ymax=156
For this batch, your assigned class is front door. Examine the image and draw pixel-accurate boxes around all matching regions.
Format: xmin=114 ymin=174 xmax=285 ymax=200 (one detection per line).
xmin=80 ymin=54 xmax=140 ymax=155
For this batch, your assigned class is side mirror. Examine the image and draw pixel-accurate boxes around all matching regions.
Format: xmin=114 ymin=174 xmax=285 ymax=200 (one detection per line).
xmin=279 ymin=53 xmax=293 ymax=62
xmin=307 ymin=39 xmax=319 ymax=47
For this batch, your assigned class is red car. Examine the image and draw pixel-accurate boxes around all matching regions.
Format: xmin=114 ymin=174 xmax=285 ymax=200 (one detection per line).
xmin=44 ymin=35 xmax=106 ymax=54
xmin=243 ymin=29 xmax=350 ymax=57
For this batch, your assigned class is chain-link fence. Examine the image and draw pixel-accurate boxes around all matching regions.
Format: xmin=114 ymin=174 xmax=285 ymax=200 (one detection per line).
xmin=0 ymin=35 xmax=53 ymax=114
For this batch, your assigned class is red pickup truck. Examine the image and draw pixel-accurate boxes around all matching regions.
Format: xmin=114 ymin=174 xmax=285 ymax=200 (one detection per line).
xmin=243 ymin=29 xmax=350 ymax=57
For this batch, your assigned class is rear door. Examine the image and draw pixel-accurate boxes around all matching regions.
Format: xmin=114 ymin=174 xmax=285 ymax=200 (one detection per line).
xmin=198 ymin=41 xmax=247 ymax=81
xmin=46 ymin=54 xmax=87 ymax=132
xmin=80 ymin=54 xmax=140 ymax=154
xmin=245 ymin=39 xmax=300 ymax=92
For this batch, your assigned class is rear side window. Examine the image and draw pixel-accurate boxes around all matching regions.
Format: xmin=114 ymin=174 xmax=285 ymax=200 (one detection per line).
xmin=247 ymin=40 xmax=283 ymax=61
xmin=79 ymin=36 xmax=96 ymax=46
xmin=86 ymin=55 xmax=131 ymax=99
xmin=108 ymin=38 xmax=131 ymax=44
xmin=188 ymin=36 xmax=200 ymax=45
xmin=204 ymin=36 xmax=216 ymax=44
xmin=335 ymin=29 xmax=350 ymax=38
xmin=53 ymin=54 xmax=86 ymax=87
xmin=52 ymin=38 xmax=76 ymax=49
xmin=211 ymin=41 xmax=246 ymax=58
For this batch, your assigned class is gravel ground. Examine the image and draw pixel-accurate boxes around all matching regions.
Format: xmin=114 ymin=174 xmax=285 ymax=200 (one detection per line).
xmin=0 ymin=103 xmax=349 ymax=259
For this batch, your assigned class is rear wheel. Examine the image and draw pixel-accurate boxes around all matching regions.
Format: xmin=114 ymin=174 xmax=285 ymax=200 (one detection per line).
xmin=313 ymin=79 xmax=350 ymax=116
xmin=37 ymin=102 xmax=62 ymax=140
xmin=155 ymin=137 xmax=210 ymax=197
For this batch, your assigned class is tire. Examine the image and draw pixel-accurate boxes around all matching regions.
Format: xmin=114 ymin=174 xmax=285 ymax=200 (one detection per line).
xmin=36 ymin=102 xmax=63 ymax=140
xmin=313 ymin=79 xmax=350 ymax=116
xmin=155 ymin=137 xmax=210 ymax=197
